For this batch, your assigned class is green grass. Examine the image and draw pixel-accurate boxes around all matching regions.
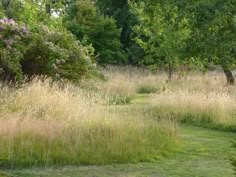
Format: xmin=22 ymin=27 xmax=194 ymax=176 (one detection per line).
xmin=3 ymin=126 xmax=236 ymax=177
xmin=133 ymin=94 xmax=236 ymax=132
xmin=0 ymin=117 xmax=178 ymax=168
xmin=231 ymin=140 xmax=236 ymax=174
xmin=0 ymin=172 xmax=11 ymax=177
xmin=1 ymin=96 xmax=236 ymax=176
xmin=136 ymin=85 xmax=158 ymax=94
xmin=144 ymin=91 xmax=236 ymax=133
xmin=108 ymin=95 xmax=132 ymax=105
xmin=149 ymin=106 xmax=236 ymax=132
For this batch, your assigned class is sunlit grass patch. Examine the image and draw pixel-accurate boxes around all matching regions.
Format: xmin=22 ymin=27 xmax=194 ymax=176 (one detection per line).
xmin=150 ymin=91 xmax=236 ymax=132
xmin=0 ymin=116 xmax=179 ymax=167
xmin=0 ymin=79 xmax=179 ymax=167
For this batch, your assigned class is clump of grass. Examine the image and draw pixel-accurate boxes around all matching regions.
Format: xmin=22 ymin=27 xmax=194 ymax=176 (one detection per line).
xmin=101 ymin=76 xmax=134 ymax=105
xmin=0 ymin=79 xmax=179 ymax=167
xmin=136 ymin=85 xmax=158 ymax=94
xmin=150 ymin=91 xmax=236 ymax=132
xmin=0 ymin=172 xmax=11 ymax=177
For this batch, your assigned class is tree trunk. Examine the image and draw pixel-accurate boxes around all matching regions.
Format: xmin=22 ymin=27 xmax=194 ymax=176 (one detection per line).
xmin=223 ymin=69 xmax=235 ymax=85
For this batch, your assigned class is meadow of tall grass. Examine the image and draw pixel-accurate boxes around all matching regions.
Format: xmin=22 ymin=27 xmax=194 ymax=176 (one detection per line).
xmin=150 ymin=91 xmax=236 ymax=131
xmin=0 ymin=77 xmax=179 ymax=168
xmin=100 ymin=66 xmax=236 ymax=131
xmin=0 ymin=66 xmax=235 ymax=168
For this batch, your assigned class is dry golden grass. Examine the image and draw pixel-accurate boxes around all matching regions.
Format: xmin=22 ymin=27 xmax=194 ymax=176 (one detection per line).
xmin=0 ymin=77 xmax=179 ymax=167
xmin=0 ymin=66 xmax=235 ymax=168
xmin=98 ymin=66 xmax=236 ymax=131
xmin=150 ymin=91 xmax=236 ymax=127
xmin=99 ymin=66 xmax=166 ymax=97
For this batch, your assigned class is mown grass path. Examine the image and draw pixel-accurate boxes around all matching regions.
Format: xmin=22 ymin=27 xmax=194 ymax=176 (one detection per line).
xmin=1 ymin=95 xmax=236 ymax=177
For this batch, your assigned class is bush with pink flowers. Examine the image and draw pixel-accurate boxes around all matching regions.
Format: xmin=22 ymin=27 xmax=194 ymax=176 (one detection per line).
xmin=22 ymin=24 xmax=95 ymax=82
xmin=0 ymin=18 xmax=96 ymax=82
xmin=0 ymin=18 xmax=30 ymax=81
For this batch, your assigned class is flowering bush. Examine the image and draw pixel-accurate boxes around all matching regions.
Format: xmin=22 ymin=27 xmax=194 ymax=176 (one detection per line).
xmin=0 ymin=18 xmax=30 ymax=81
xmin=0 ymin=18 xmax=96 ymax=82
xmin=22 ymin=25 xmax=95 ymax=82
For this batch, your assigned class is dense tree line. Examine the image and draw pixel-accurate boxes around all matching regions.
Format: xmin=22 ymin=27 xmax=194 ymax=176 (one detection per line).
xmin=0 ymin=0 xmax=235 ymax=84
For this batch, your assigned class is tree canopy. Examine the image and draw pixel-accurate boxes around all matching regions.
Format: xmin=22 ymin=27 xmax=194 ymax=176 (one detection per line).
xmin=0 ymin=0 xmax=235 ymax=84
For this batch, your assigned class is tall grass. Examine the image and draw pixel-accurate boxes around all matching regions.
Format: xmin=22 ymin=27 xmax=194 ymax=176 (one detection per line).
xmin=99 ymin=66 xmax=236 ymax=131
xmin=0 ymin=66 xmax=234 ymax=168
xmin=97 ymin=66 xmax=167 ymax=103
xmin=0 ymin=78 xmax=179 ymax=167
xmin=149 ymin=91 xmax=236 ymax=131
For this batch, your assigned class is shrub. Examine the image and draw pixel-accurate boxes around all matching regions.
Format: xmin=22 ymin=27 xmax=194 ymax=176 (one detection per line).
xmin=22 ymin=25 xmax=95 ymax=82
xmin=0 ymin=18 xmax=30 ymax=81
xmin=0 ymin=17 xmax=96 ymax=82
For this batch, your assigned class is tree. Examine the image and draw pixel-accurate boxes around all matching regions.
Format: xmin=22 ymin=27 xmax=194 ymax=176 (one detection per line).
xmin=96 ymin=0 xmax=144 ymax=64
xmin=96 ymin=0 xmax=130 ymax=45
xmin=64 ymin=0 xmax=126 ymax=64
xmin=130 ymin=0 xmax=191 ymax=80
xmin=187 ymin=0 xmax=236 ymax=85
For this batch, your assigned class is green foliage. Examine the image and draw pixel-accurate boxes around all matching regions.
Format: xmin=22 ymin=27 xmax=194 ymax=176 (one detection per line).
xmin=0 ymin=172 xmax=11 ymax=177
xmin=96 ymin=0 xmax=145 ymax=64
xmin=187 ymin=0 xmax=236 ymax=69
xmin=0 ymin=18 xmax=30 ymax=81
xmin=22 ymin=25 xmax=95 ymax=81
xmin=0 ymin=7 xmax=4 ymax=18
xmin=0 ymin=0 xmax=97 ymax=82
xmin=131 ymin=1 xmax=191 ymax=71
xmin=64 ymin=0 xmax=126 ymax=64
xmin=0 ymin=0 xmax=235 ymax=83
xmin=0 ymin=17 xmax=95 ymax=82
